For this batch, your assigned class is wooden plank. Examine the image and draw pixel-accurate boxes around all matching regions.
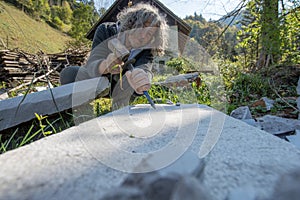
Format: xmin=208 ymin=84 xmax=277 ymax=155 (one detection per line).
xmin=0 ymin=49 xmax=10 ymax=53
xmin=3 ymin=60 xmax=19 ymax=64
xmin=2 ymin=63 xmax=21 ymax=67
xmin=1 ymin=56 xmax=19 ymax=60
xmin=7 ymin=72 xmax=31 ymax=76
xmin=2 ymin=67 xmax=22 ymax=71
xmin=3 ymin=52 xmax=19 ymax=56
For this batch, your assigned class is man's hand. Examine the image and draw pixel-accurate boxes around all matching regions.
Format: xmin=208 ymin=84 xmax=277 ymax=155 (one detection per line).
xmin=125 ymin=68 xmax=151 ymax=94
xmin=98 ymin=53 xmax=123 ymax=75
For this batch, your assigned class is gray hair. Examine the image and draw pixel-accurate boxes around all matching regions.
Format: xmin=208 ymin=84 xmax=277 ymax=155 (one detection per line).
xmin=117 ymin=3 xmax=169 ymax=55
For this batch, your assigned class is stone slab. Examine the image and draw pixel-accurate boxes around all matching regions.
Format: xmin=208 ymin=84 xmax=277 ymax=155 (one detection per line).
xmin=0 ymin=77 xmax=110 ymax=131
xmin=0 ymin=104 xmax=299 ymax=200
xmin=256 ymin=115 xmax=300 ymax=135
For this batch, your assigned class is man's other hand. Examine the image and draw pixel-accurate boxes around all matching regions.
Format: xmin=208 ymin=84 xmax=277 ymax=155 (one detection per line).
xmin=125 ymin=68 xmax=151 ymax=94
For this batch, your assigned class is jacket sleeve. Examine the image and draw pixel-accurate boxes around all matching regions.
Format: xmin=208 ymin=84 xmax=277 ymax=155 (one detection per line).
xmin=84 ymin=23 xmax=117 ymax=78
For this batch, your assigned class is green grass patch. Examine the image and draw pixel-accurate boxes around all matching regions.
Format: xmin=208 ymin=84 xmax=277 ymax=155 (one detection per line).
xmin=0 ymin=1 xmax=72 ymax=53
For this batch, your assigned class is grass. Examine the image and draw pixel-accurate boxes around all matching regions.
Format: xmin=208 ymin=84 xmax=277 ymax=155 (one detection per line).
xmin=0 ymin=110 xmax=74 ymax=154
xmin=0 ymin=1 xmax=72 ymax=53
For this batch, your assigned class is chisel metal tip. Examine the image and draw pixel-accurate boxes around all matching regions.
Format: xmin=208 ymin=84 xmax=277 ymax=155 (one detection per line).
xmin=143 ymin=91 xmax=156 ymax=109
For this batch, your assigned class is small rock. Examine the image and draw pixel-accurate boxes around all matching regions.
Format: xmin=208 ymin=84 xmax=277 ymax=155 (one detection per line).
xmin=261 ymin=97 xmax=274 ymax=111
xmin=144 ymin=174 xmax=181 ymax=200
xmin=241 ymin=119 xmax=259 ymax=127
xmin=0 ymin=92 xmax=9 ymax=100
xmin=268 ymin=168 xmax=300 ymax=200
xmin=286 ymin=130 xmax=300 ymax=149
xmin=171 ymin=176 xmax=211 ymax=200
xmin=122 ymin=171 xmax=160 ymax=189
xmin=251 ymin=97 xmax=274 ymax=111
xmin=297 ymin=97 xmax=300 ymax=119
xmin=297 ymin=77 xmax=300 ymax=95
xmin=230 ymin=106 xmax=252 ymax=120
xmin=256 ymin=115 xmax=300 ymax=135
xmin=100 ymin=186 xmax=146 ymax=200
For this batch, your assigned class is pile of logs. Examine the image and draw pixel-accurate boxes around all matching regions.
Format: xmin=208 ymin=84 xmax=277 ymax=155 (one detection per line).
xmin=0 ymin=48 xmax=90 ymax=84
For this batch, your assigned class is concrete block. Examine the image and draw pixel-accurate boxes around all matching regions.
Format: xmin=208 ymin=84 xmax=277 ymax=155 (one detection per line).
xmin=0 ymin=77 xmax=110 ymax=131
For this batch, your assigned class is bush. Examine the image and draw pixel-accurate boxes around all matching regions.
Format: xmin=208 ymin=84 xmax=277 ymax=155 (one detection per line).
xmin=166 ymin=57 xmax=195 ymax=74
xmin=52 ymin=16 xmax=63 ymax=30
xmin=227 ymin=72 xmax=272 ymax=107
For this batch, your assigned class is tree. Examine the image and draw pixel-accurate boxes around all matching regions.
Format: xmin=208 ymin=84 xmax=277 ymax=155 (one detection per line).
xmin=237 ymin=0 xmax=299 ymax=68
xmin=185 ymin=15 xmax=237 ymax=59
xmin=258 ymin=0 xmax=280 ymax=67
xmin=236 ymin=0 xmax=261 ymax=69
xmin=280 ymin=5 xmax=300 ymax=64
xmin=69 ymin=1 xmax=99 ymax=42
xmin=61 ymin=1 xmax=73 ymax=24
xmin=15 ymin=0 xmax=33 ymax=12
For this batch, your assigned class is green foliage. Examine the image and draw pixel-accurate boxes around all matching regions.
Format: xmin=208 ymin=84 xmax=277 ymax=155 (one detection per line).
xmin=185 ymin=13 xmax=239 ymax=60
xmin=184 ymin=12 xmax=206 ymax=23
xmin=0 ymin=111 xmax=73 ymax=154
xmin=32 ymin=0 xmax=51 ymax=20
xmin=226 ymin=72 xmax=272 ymax=109
xmin=93 ymin=98 xmax=112 ymax=116
xmin=236 ymin=1 xmax=261 ymax=69
xmin=219 ymin=59 xmax=244 ymax=89
xmin=281 ymin=8 xmax=300 ymax=64
xmin=219 ymin=26 xmax=239 ymax=61
xmin=52 ymin=16 xmax=63 ymax=29
xmin=132 ymin=74 xmax=213 ymax=107
xmin=260 ymin=0 xmax=280 ymax=62
xmin=3 ymin=0 xmax=99 ymax=43
xmin=34 ymin=113 xmax=53 ymax=136
xmin=185 ymin=18 xmax=222 ymax=56
xmin=166 ymin=57 xmax=195 ymax=73
xmin=61 ymin=1 xmax=72 ymax=24
xmin=50 ymin=2 xmax=72 ymax=26
xmin=191 ymin=80 xmax=211 ymax=105
xmin=14 ymin=0 xmax=34 ymax=13
xmin=0 ymin=1 xmax=71 ymax=53
xmin=237 ymin=0 xmax=299 ymax=67
xmin=132 ymin=85 xmax=179 ymax=105
xmin=69 ymin=1 xmax=99 ymax=43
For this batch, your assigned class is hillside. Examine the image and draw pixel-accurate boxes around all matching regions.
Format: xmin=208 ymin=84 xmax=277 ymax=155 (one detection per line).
xmin=0 ymin=1 xmax=72 ymax=54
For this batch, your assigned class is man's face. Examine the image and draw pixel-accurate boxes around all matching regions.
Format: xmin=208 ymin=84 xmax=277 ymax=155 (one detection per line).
xmin=127 ymin=25 xmax=158 ymax=49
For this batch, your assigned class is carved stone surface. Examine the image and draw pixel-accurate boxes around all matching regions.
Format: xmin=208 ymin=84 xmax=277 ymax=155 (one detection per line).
xmin=0 ymin=104 xmax=300 ymax=200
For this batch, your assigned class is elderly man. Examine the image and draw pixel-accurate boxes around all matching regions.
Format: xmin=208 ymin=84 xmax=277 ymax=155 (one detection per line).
xmin=60 ymin=3 xmax=169 ymax=109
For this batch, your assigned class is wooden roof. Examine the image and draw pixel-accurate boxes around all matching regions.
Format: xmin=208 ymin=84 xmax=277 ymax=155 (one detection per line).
xmin=86 ymin=0 xmax=191 ymax=47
